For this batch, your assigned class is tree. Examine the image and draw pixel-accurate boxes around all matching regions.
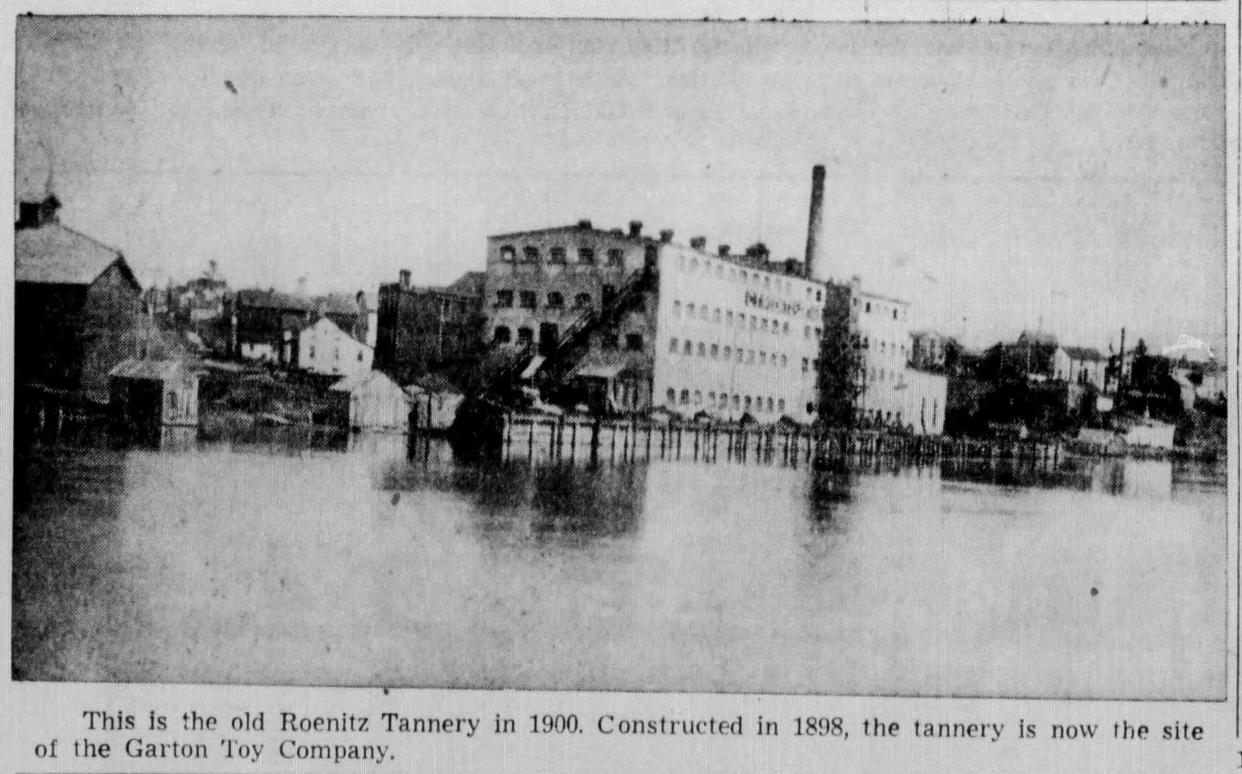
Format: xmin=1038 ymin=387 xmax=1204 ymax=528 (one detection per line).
xmin=816 ymin=284 xmax=865 ymax=428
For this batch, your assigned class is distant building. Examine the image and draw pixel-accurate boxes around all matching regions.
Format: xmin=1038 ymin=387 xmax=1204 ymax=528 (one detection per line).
xmin=374 ymin=270 xmax=485 ymax=383
xmin=1054 ymin=346 xmax=1107 ymax=389
xmin=297 ymin=316 xmax=373 ymax=377
xmin=229 ymin=289 xmax=368 ymax=367
xmin=15 ymin=193 xmax=148 ymax=402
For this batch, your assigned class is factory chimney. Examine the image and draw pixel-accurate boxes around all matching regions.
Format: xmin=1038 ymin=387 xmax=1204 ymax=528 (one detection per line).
xmin=804 ymin=164 xmax=826 ymax=281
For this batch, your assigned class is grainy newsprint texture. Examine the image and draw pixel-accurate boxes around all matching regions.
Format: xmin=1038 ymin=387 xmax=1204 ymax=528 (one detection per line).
xmin=11 ymin=16 xmax=1228 ymax=708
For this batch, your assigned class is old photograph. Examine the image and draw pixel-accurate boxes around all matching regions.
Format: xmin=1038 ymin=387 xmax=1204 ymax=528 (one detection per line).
xmin=11 ymin=16 xmax=1228 ymax=699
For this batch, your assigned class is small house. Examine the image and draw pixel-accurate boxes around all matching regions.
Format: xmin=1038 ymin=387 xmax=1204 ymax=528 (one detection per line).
xmin=329 ymin=370 xmax=409 ymax=432
xmin=405 ymin=374 xmax=464 ymax=431
xmin=109 ymin=358 xmax=201 ymax=438
xmin=298 ymin=316 xmax=373 ymax=377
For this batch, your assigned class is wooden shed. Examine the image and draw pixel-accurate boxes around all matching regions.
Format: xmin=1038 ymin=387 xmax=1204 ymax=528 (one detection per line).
xmin=329 ymin=370 xmax=409 ymax=432
xmin=109 ymin=358 xmax=201 ymax=439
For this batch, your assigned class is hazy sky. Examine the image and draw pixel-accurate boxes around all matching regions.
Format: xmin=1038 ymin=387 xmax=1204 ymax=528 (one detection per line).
xmin=15 ymin=17 xmax=1226 ymax=353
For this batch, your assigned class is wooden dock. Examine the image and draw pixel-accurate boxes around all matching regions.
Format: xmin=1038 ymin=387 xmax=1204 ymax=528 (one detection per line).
xmin=493 ymin=414 xmax=1063 ymax=469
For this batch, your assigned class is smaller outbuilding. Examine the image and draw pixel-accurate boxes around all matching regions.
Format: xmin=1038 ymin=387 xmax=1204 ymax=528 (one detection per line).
xmin=406 ymin=373 xmax=465 ymax=432
xmin=109 ymin=358 xmax=202 ymax=438
xmin=329 ymin=369 xmax=410 ymax=432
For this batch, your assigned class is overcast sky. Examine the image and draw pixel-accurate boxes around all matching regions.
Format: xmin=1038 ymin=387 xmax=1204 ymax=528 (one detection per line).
xmin=15 ymin=17 xmax=1226 ymax=353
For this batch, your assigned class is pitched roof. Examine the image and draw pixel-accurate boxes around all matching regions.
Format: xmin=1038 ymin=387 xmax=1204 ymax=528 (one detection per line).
xmin=109 ymin=357 xmax=201 ymax=381
xmin=445 ymin=271 xmax=486 ymax=297
xmin=15 ymin=223 xmax=135 ymax=287
xmin=1062 ymin=346 xmax=1105 ymax=362
xmin=234 ymin=288 xmax=315 ymax=311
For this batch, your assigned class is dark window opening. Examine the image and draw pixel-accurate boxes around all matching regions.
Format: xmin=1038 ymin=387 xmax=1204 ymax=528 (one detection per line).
xmin=607 ymin=248 xmax=624 ymax=267
xmin=579 ymin=247 xmax=595 ymax=264
xmin=625 ymin=333 xmax=643 ymax=351
xmin=493 ymin=326 xmax=511 ymax=343
xmin=517 ymin=327 xmax=534 ymax=347
xmin=574 ymin=292 xmax=591 ymax=309
xmin=549 ymin=247 xmax=566 ymax=264
xmin=495 ymin=290 xmax=513 ymax=308
xmin=522 ymin=246 xmax=540 ymax=263
xmin=519 ymin=291 xmax=537 ymax=309
xmin=602 ymin=284 xmax=617 ymax=306
xmin=499 ymin=245 xmax=516 ymax=262
xmin=547 ymin=292 xmax=564 ymax=309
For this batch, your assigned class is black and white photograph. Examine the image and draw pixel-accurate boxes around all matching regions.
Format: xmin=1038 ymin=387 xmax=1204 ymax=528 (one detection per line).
xmin=10 ymin=15 xmax=1228 ymax=701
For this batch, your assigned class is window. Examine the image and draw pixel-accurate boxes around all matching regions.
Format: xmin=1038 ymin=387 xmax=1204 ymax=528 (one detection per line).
xmin=694 ymin=390 xmax=702 ymax=406
xmin=814 ymin=327 xmax=822 ymax=338
xmin=500 ymin=245 xmax=516 ymax=262
xmin=522 ymin=246 xmax=540 ymax=263
xmin=494 ymin=326 xmax=511 ymax=343
xmin=723 ymin=345 xmax=732 ymax=359
xmin=549 ymin=247 xmax=566 ymax=264
xmin=602 ymin=284 xmax=617 ymax=306
xmin=699 ymin=305 xmax=708 ymax=321
xmin=579 ymin=247 xmax=595 ymax=264
xmin=741 ymin=271 xmax=748 ymax=282
xmin=764 ymin=276 xmax=770 ymax=289
xmin=802 ymin=358 xmax=809 ymax=373
xmin=334 ymin=348 xmax=340 ymax=361
xmin=759 ymin=351 xmax=767 ymax=366
xmin=781 ymin=355 xmax=788 ymax=367
xmin=687 ymin=302 xmax=696 ymax=318
xmin=761 ymin=319 xmax=769 ymax=333
xmin=680 ymin=389 xmax=690 ymax=405
xmin=778 ymin=399 xmax=786 ymax=413
xmin=806 ymin=402 xmax=815 ymax=415
xmin=893 ymin=308 xmax=898 ymax=320
xmin=736 ymin=348 xmax=744 ymax=363
xmin=496 ymin=290 xmax=514 ymax=308
xmin=669 ymin=337 xmax=679 ymax=354
xmin=626 ymin=333 xmax=643 ymax=351
xmin=666 ymin=388 xmax=676 ymax=404
xmin=719 ymin=393 xmax=729 ymax=409
xmin=683 ymin=340 xmax=693 ymax=355
xmin=749 ymin=315 xmax=757 ymax=330
xmin=783 ymin=322 xmax=790 ymax=335
xmin=766 ymin=397 xmax=774 ymax=412
xmin=517 ymin=327 xmax=534 ymax=347
xmin=710 ymin=344 xmax=719 ymax=359
xmin=697 ymin=342 xmax=706 ymax=357
xmin=865 ymin=301 xmax=871 ymax=313
xmin=816 ymin=290 xmax=822 ymax=301
xmin=602 ymin=332 xmax=619 ymax=349
xmin=805 ymin=326 xmax=812 ymax=339
xmin=547 ymin=292 xmax=564 ymax=308
xmin=309 ymin=345 xmax=316 ymax=359
xmin=744 ymin=396 xmax=752 ymax=411
xmin=726 ymin=311 xmax=734 ymax=325
xmin=673 ymin=300 xmax=682 ymax=317
xmin=690 ymin=258 xmax=699 ymax=271
xmin=574 ymin=292 xmax=591 ymax=309
xmin=713 ymin=308 xmax=721 ymax=323
xmin=607 ymin=248 xmax=624 ymax=267
xmin=519 ymin=291 xmax=537 ymax=309
xmin=732 ymin=395 xmax=741 ymax=410
xmin=168 ymin=391 xmax=178 ymax=412
xmin=357 ymin=351 xmax=364 ymax=362
xmin=748 ymin=350 xmax=756 ymax=364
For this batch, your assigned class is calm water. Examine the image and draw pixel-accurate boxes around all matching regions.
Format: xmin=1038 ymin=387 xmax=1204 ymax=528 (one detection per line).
xmin=13 ymin=433 xmax=1227 ymax=698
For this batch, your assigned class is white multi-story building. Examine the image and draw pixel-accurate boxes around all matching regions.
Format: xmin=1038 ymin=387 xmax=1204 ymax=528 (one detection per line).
xmin=298 ymin=316 xmax=373 ymax=378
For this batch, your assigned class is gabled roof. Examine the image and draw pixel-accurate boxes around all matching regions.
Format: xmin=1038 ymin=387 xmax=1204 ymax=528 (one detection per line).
xmin=445 ymin=271 xmax=486 ymax=297
xmin=1062 ymin=346 xmax=1105 ymax=362
xmin=15 ymin=222 xmax=137 ymax=287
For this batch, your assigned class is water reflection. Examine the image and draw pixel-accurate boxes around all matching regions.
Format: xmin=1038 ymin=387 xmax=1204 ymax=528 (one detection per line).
xmin=12 ymin=432 xmax=1228 ymax=697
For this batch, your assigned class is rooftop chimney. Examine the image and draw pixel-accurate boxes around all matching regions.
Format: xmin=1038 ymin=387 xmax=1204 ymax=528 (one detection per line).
xmin=399 ymin=269 xmax=411 ymax=290
xmin=577 ymin=219 xmax=593 ymax=229
xmin=689 ymin=236 xmax=707 ymax=250
xmin=659 ymin=229 xmax=674 ymax=243
xmin=805 ymin=164 xmax=827 ymax=281
xmin=628 ymin=220 xmax=643 ymax=238
xmin=718 ymin=244 xmax=731 ymax=257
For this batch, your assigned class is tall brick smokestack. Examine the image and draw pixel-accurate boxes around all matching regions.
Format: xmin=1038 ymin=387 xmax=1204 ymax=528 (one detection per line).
xmin=804 ymin=164 xmax=826 ymax=281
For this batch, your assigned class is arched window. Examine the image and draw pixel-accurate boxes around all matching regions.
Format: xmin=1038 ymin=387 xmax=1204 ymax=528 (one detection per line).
xmin=679 ymin=389 xmax=690 ymax=405
xmin=517 ymin=327 xmax=533 ymax=347
xmin=683 ymin=340 xmax=693 ymax=355
xmin=547 ymin=291 xmax=564 ymax=308
xmin=666 ymin=388 xmax=676 ymax=404
xmin=777 ymin=398 xmax=786 ymax=413
xmin=697 ymin=342 xmax=706 ymax=357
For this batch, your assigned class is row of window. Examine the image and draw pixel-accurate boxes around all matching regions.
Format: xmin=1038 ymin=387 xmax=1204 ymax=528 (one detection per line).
xmin=673 ymin=254 xmax=822 ymax=302
xmin=493 ymin=325 xmax=643 ymax=351
xmin=856 ymin=296 xmax=906 ymax=321
xmin=673 ymin=301 xmax=806 ymax=334
xmin=667 ymin=337 xmax=820 ymax=372
xmin=494 ymin=286 xmax=617 ymax=311
xmin=498 ymin=244 xmax=629 ymax=267
xmin=666 ymin=388 xmax=799 ymax=415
